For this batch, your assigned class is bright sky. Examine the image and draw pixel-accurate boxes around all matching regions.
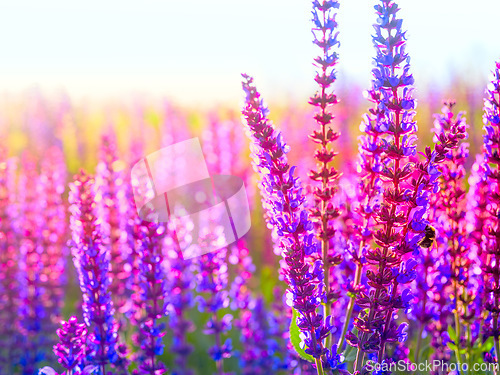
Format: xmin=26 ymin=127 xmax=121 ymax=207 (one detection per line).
xmin=0 ymin=0 xmax=498 ymax=106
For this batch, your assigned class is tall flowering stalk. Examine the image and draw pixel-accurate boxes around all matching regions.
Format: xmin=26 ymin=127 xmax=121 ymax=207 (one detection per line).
xmin=464 ymin=155 xmax=489 ymax=367
xmin=195 ymin=231 xmax=232 ymax=375
xmin=480 ymin=61 xmax=500 ymax=366
xmin=431 ymin=102 xmax=472 ymax=366
xmin=53 ymin=316 xmax=88 ymax=374
xmin=132 ymin=220 xmax=168 ymax=375
xmin=165 ymin=218 xmax=195 ymax=375
xmin=348 ymin=1 xmax=466 ymax=370
xmin=241 ymin=74 xmax=335 ymax=375
xmin=95 ymin=133 xmax=129 ymax=315
xmin=0 ymin=148 xmax=20 ymax=372
xmin=413 ymin=102 xmax=471 ymax=366
xmin=18 ymin=154 xmax=47 ymax=373
xmin=349 ymin=1 xmax=418 ymax=368
xmin=308 ymin=0 xmax=342 ymax=350
xmin=39 ymin=147 xmax=68 ymax=353
xmin=239 ymin=297 xmax=288 ymax=374
xmin=69 ymin=171 xmax=119 ymax=375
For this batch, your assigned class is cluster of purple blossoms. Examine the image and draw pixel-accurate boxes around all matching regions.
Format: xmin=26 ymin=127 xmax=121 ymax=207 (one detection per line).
xmin=432 ymin=102 xmax=473 ymax=362
xmin=51 ymin=316 xmax=89 ymax=374
xmin=164 ymin=218 xmax=196 ymax=375
xmin=69 ymin=171 xmax=119 ymax=375
xmin=132 ymin=220 xmax=168 ymax=375
xmin=39 ymin=148 xmax=69 ymax=346
xmin=241 ymin=74 xmax=336 ymax=373
xmin=346 ymin=1 xmax=467 ymax=372
xmin=480 ymin=61 xmax=500 ymax=364
xmin=412 ymin=102 xmax=471 ymax=367
xmin=18 ymin=154 xmax=53 ymax=372
xmin=95 ymin=133 xmax=130 ymax=316
xmin=0 ymin=148 xmax=20 ymax=372
xmin=195 ymin=231 xmax=233 ymax=375
xmin=308 ymin=0 xmax=343 ymax=350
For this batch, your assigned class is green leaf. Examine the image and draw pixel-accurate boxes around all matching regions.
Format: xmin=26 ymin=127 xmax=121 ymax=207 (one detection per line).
xmin=290 ymin=308 xmax=315 ymax=363
xmin=483 ymin=337 xmax=495 ymax=352
xmin=343 ymin=344 xmax=357 ymax=363
xmin=447 ymin=325 xmax=456 ymax=341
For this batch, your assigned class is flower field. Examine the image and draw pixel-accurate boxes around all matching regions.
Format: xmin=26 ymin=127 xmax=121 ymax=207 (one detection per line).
xmin=0 ymin=0 xmax=499 ymax=374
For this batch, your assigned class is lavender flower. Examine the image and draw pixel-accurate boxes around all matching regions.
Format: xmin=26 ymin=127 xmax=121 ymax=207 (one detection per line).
xmin=165 ymin=218 xmax=196 ymax=375
xmin=69 ymin=171 xmax=119 ymax=374
xmin=349 ymin=2 xmax=466 ymax=371
xmin=18 ymin=154 xmax=47 ymax=373
xmin=0 ymin=148 xmax=20 ymax=372
xmin=241 ymin=74 xmax=332 ymax=374
xmin=132 ymin=220 xmax=168 ymax=375
xmin=308 ymin=0 xmax=342 ymax=350
xmin=53 ymin=316 xmax=88 ymax=373
xmin=239 ymin=297 xmax=287 ymax=374
xmin=480 ymin=61 xmax=500 ymax=366
xmin=432 ymin=102 xmax=472 ymax=363
xmin=39 ymin=147 xmax=68 ymax=354
xmin=412 ymin=101 xmax=471 ymax=365
xmin=195 ymin=230 xmax=233 ymax=375
xmin=95 ymin=133 xmax=129 ymax=315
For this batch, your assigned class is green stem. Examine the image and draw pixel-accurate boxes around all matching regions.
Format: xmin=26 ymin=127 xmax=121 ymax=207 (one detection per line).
xmin=337 ymin=260 xmax=362 ymax=354
xmin=453 ymin=305 xmax=462 ymax=369
xmin=466 ymin=323 xmax=472 ymax=375
xmin=415 ymin=262 xmax=428 ymax=364
xmin=213 ymin=312 xmax=224 ymax=375
xmin=415 ymin=322 xmax=424 ymax=365
xmin=323 ymin=237 xmax=332 ymax=350
xmin=315 ymin=357 xmax=325 ymax=375
xmin=354 ymin=341 xmax=365 ymax=372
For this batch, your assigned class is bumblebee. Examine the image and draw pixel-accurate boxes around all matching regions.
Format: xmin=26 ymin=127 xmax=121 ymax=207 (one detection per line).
xmin=418 ymin=225 xmax=436 ymax=248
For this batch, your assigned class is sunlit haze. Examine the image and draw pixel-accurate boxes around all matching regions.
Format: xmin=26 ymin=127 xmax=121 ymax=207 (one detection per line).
xmin=0 ymin=0 xmax=498 ymax=106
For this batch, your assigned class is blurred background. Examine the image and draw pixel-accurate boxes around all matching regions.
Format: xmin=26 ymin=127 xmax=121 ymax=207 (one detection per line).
xmin=0 ymin=0 xmax=498 ymax=106
xmin=0 ymin=0 xmax=498 ymax=171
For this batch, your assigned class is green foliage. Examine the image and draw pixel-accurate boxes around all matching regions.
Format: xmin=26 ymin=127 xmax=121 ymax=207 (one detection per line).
xmin=290 ymin=308 xmax=315 ymax=363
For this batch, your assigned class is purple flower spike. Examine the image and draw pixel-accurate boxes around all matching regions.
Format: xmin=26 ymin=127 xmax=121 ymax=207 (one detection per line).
xmin=53 ymin=316 xmax=88 ymax=373
xmin=132 ymin=220 xmax=168 ymax=375
xmin=413 ymin=101 xmax=470 ymax=365
xmin=165 ymin=218 xmax=196 ymax=375
xmin=39 ymin=147 xmax=69 ymax=352
xmin=480 ymin=61 xmax=500 ymax=367
xmin=95 ymin=133 xmax=130 ymax=316
xmin=18 ymin=153 xmax=47 ymax=373
xmin=241 ymin=74 xmax=332 ymax=373
xmin=0 ymin=148 xmax=20 ymax=372
xmin=69 ymin=171 xmax=119 ymax=374
xmin=350 ymin=1 xmax=466 ymax=371
xmin=195 ymin=230 xmax=232 ymax=375
xmin=309 ymin=0 xmax=342 ymax=350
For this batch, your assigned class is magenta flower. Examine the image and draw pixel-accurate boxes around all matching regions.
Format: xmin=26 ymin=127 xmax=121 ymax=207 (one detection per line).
xmin=53 ymin=316 xmax=88 ymax=373
xmin=132 ymin=220 xmax=168 ymax=375
xmin=165 ymin=219 xmax=196 ymax=375
xmin=95 ymin=133 xmax=130 ymax=316
xmin=349 ymin=2 xmax=467 ymax=371
xmin=479 ymin=61 xmax=500 ymax=366
xmin=195 ymin=231 xmax=232 ymax=375
xmin=69 ymin=171 xmax=119 ymax=374
xmin=241 ymin=74 xmax=332 ymax=373
xmin=39 ymin=147 xmax=69 ymax=346
xmin=0 ymin=148 xmax=20 ymax=372
xmin=18 ymin=154 xmax=48 ymax=373
xmin=308 ymin=0 xmax=343 ymax=350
